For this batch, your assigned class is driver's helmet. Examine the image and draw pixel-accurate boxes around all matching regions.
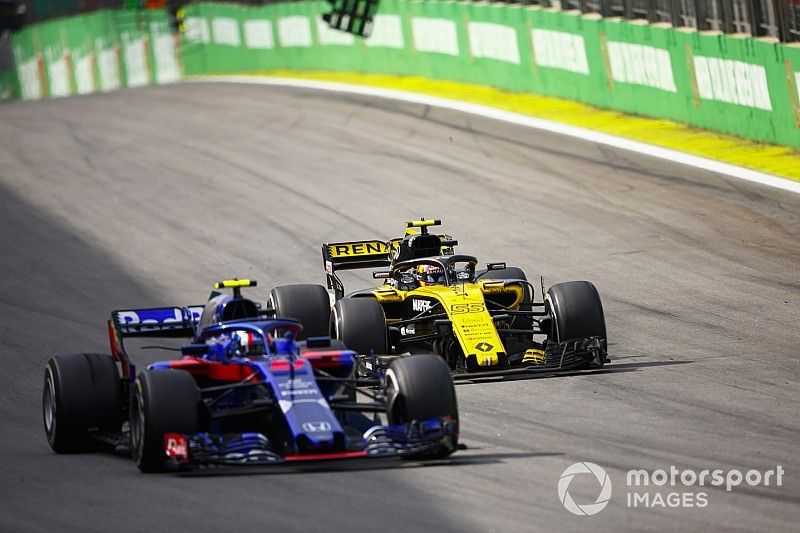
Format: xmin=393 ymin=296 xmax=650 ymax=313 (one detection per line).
xmin=416 ymin=264 xmax=445 ymax=286
xmin=236 ymin=330 xmax=272 ymax=357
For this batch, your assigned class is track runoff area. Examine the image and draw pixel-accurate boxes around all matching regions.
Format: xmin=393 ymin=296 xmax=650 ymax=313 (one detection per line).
xmin=191 ymin=71 xmax=800 ymax=195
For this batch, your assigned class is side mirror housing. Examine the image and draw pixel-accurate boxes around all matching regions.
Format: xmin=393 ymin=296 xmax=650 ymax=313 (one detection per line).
xmin=181 ymin=344 xmax=208 ymax=356
xmin=486 ymin=262 xmax=507 ymax=271
xmin=373 ymin=270 xmax=390 ymax=279
xmin=306 ymin=336 xmax=332 ymax=348
xmin=399 ymin=273 xmax=415 ymax=285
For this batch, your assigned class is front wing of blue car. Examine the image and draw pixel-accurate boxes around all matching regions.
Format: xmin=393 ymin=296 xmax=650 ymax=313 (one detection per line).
xmin=164 ymin=417 xmax=457 ymax=467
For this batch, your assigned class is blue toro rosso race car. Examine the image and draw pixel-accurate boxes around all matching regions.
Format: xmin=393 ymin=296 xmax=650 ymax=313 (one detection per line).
xmin=43 ymin=280 xmax=459 ymax=472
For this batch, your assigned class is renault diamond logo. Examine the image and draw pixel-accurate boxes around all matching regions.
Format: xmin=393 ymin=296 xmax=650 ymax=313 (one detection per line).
xmin=475 ymin=342 xmax=493 ymax=352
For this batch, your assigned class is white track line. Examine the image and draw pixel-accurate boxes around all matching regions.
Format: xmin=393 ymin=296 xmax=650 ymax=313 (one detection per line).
xmin=191 ymin=75 xmax=800 ymax=195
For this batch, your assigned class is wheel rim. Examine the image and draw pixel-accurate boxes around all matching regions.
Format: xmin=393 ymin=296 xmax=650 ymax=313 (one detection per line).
xmin=331 ymin=305 xmax=340 ymax=340
xmin=267 ymin=294 xmax=281 ymax=338
xmin=384 ymin=368 xmax=401 ymax=423
xmin=130 ymin=384 xmax=145 ymax=463
xmin=43 ymin=366 xmax=57 ymax=443
xmin=544 ymin=294 xmax=560 ymax=342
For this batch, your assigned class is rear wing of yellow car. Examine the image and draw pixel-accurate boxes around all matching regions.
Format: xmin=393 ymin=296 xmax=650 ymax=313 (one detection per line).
xmin=323 ymin=240 xmax=393 ymax=270
xmin=322 ymin=239 xmax=393 ymax=299
xmin=322 ymin=220 xmax=458 ymax=300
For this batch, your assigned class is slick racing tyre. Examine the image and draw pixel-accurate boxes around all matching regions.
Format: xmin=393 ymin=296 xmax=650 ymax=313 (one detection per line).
xmin=331 ymin=297 xmax=388 ymax=356
xmin=130 ymin=370 xmax=200 ymax=473
xmin=43 ymin=353 xmax=123 ymax=453
xmin=545 ymin=281 xmax=606 ymax=344
xmin=267 ymin=284 xmax=331 ymax=340
xmin=385 ymin=354 xmax=458 ymax=459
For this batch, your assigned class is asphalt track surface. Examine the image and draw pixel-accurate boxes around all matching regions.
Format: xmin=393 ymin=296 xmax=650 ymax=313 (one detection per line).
xmin=0 ymin=82 xmax=798 ymax=532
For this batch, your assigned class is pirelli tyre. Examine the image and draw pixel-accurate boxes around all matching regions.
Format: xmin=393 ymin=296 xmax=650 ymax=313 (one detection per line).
xmin=545 ymin=281 xmax=606 ymax=345
xmin=385 ymin=354 xmax=458 ymax=459
xmin=331 ymin=297 xmax=388 ymax=356
xmin=43 ymin=353 xmax=123 ymax=453
xmin=267 ymin=284 xmax=331 ymax=340
xmin=130 ymin=369 xmax=200 ymax=473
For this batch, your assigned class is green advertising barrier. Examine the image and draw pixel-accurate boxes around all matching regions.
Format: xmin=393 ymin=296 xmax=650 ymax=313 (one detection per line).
xmin=4 ymin=2 xmax=799 ymax=148
xmin=115 ymin=10 xmax=152 ymax=88
xmin=85 ymin=11 xmax=122 ymax=93
xmin=463 ymin=3 xmax=529 ymax=93
xmin=180 ymin=1 xmax=800 ymax=148
xmin=10 ymin=26 xmax=42 ymax=100
xmin=7 ymin=8 xmax=179 ymax=101
xmin=358 ymin=0 xmax=415 ymax=75
xmin=198 ymin=3 xmax=247 ymax=73
xmin=235 ymin=5 xmax=272 ymax=72
xmin=527 ymin=11 xmax=606 ymax=104
xmin=0 ymin=68 xmax=18 ymax=100
xmin=179 ymin=3 xmax=211 ymax=75
xmin=37 ymin=18 xmax=72 ymax=98
xmin=143 ymin=11 xmax=182 ymax=85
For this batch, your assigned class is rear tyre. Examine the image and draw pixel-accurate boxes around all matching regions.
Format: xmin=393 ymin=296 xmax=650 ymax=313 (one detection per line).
xmin=129 ymin=370 xmax=200 ymax=473
xmin=385 ymin=354 xmax=458 ymax=459
xmin=267 ymin=284 xmax=331 ymax=340
xmin=331 ymin=297 xmax=388 ymax=356
xmin=43 ymin=353 xmax=123 ymax=453
xmin=545 ymin=281 xmax=606 ymax=344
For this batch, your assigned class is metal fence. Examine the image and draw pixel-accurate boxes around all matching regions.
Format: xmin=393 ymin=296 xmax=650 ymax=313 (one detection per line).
xmin=551 ymin=0 xmax=799 ymax=40
xmin=3 ymin=0 xmax=800 ymax=41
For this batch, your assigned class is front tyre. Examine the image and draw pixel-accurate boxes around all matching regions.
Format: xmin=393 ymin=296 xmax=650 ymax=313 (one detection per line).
xmin=545 ymin=281 xmax=606 ymax=346
xmin=385 ymin=354 xmax=458 ymax=459
xmin=43 ymin=353 xmax=123 ymax=453
xmin=130 ymin=370 xmax=200 ymax=473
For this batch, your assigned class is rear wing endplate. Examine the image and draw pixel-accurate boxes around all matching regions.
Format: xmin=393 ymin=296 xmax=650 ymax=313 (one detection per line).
xmin=108 ymin=306 xmax=204 ymax=379
xmin=322 ymin=240 xmax=393 ymax=300
xmin=111 ymin=306 xmax=205 ymax=337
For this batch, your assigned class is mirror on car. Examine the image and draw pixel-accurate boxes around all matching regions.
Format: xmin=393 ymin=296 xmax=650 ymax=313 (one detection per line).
xmin=181 ymin=344 xmax=208 ymax=356
xmin=487 ymin=262 xmax=507 ymax=271
xmin=456 ymin=271 xmax=470 ymax=281
xmin=373 ymin=270 xmax=390 ymax=279
xmin=399 ymin=273 xmax=415 ymax=285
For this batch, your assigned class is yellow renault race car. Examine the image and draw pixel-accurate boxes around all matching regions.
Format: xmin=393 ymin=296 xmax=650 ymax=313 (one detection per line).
xmin=267 ymin=220 xmax=607 ymax=379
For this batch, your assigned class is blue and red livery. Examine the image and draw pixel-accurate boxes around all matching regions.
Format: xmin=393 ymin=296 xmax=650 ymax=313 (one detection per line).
xmin=43 ymin=280 xmax=459 ymax=472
